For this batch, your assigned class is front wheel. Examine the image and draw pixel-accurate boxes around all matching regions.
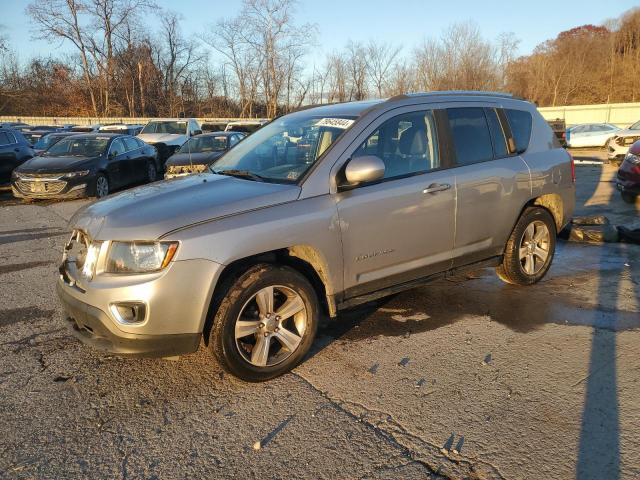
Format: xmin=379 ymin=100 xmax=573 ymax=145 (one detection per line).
xmin=209 ymin=264 xmax=319 ymax=382
xmin=496 ymin=207 xmax=556 ymax=286
xmin=93 ymin=173 xmax=109 ymax=198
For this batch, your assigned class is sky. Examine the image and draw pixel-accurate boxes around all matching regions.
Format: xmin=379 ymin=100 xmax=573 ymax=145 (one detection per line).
xmin=2 ymin=0 xmax=639 ymax=64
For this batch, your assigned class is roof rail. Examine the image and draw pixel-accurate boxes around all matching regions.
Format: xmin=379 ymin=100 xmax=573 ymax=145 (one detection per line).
xmin=387 ymin=91 xmax=521 ymax=103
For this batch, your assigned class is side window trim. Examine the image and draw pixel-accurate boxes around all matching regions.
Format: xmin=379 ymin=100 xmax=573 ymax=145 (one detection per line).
xmin=496 ymin=108 xmax=517 ymax=155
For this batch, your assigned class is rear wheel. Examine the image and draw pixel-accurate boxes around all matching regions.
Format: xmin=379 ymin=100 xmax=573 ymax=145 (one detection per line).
xmin=209 ymin=264 xmax=319 ymax=382
xmin=621 ymin=192 xmax=637 ymax=204
xmin=496 ymin=207 xmax=556 ymax=286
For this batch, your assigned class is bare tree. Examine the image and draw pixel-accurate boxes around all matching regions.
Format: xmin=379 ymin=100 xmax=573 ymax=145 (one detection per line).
xmin=366 ymin=40 xmax=401 ymax=97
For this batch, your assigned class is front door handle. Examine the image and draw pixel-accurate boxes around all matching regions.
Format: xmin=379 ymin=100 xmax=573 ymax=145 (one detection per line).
xmin=423 ymin=183 xmax=451 ymax=194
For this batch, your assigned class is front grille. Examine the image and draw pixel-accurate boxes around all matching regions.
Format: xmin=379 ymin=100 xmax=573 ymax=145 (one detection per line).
xmin=22 ymin=172 xmax=63 ymax=179
xmin=16 ymin=179 xmax=67 ymax=195
xmin=167 ymin=164 xmax=208 ymax=175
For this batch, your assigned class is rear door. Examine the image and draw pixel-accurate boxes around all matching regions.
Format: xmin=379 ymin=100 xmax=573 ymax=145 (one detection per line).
xmin=122 ymin=136 xmax=145 ymax=181
xmin=446 ymin=105 xmax=532 ymax=267
xmin=335 ymin=107 xmax=456 ymax=298
xmin=106 ymin=138 xmax=128 ymax=188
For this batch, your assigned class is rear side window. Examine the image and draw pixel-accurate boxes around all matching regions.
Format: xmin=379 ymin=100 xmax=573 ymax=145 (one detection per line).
xmin=505 ymin=109 xmax=532 ymax=153
xmin=447 ymin=107 xmax=493 ymax=165
xmin=485 ymin=108 xmax=508 ymax=158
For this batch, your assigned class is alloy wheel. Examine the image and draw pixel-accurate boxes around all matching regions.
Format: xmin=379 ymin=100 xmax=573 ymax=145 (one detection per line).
xmin=519 ymin=220 xmax=550 ymax=275
xmin=96 ymin=176 xmax=109 ymax=197
xmin=234 ymin=285 xmax=307 ymax=367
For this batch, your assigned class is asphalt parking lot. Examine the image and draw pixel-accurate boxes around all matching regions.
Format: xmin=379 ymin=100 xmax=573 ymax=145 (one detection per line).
xmin=1 ymin=151 xmax=639 ymax=479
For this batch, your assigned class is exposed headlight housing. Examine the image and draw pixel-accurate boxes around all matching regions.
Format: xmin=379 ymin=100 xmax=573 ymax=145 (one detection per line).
xmin=63 ymin=170 xmax=90 ymax=179
xmin=105 ymin=241 xmax=179 ymax=274
xmin=80 ymin=241 xmax=103 ymax=281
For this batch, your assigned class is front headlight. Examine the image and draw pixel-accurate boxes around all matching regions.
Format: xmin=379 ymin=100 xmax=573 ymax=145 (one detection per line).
xmin=105 ymin=241 xmax=179 ymax=274
xmin=63 ymin=170 xmax=90 ymax=179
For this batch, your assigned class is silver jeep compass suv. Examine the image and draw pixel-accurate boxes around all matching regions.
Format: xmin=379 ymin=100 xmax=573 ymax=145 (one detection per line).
xmin=58 ymin=92 xmax=576 ymax=381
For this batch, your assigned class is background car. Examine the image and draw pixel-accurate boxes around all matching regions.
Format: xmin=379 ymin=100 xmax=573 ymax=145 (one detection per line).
xmin=566 ymin=123 xmax=620 ymax=148
xmin=137 ymin=118 xmax=202 ymax=166
xmin=607 ymin=119 xmax=640 ymax=163
xmin=201 ymin=122 xmax=229 ymax=133
xmin=164 ymin=131 xmax=245 ymax=178
xmin=616 ymin=140 xmax=640 ymax=204
xmin=11 ymin=133 xmax=159 ymax=200
xmin=70 ymin=124 xmax=102 ymax=133
xmin=0 ymin=129 xmax=35 ymax=187
xmin=0 ymin=122 xmax=30 ymax=130
xmin=32 ymin=132 xmax=80 ymax=155
xmin=224 ymin=120 xmax=268 ymax=135
xmin=99 ymin=124 xmax=144 ymax=136
xmin=546 ymin=118 xmax=567 ymax=147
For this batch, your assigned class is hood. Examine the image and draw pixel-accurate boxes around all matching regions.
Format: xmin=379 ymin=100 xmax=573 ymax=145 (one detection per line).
xmin=165 ymin=152 xmax=224 ymax=166
xmin=137 ymin=133 xmax=187 ymax=145
xmin=70 ymin=173 xmax=301 ymax=240
xmin=17 ymin=155 xmax=98 ymax=173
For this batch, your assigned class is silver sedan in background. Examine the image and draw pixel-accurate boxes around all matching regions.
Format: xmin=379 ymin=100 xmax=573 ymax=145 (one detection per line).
xmin=566 ymin=123 xmax=620 ymax=148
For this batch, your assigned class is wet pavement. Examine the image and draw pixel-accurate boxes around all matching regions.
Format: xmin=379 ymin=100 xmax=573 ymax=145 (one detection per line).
xmin=0 ymin=155 xmax=639 ymax=479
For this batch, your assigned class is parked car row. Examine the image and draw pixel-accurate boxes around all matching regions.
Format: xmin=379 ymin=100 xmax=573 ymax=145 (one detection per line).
xmin=0 ymin=116 xmax=266 ymax=201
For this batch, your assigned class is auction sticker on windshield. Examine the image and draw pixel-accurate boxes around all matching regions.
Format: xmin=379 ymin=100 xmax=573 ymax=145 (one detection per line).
xmin=314 ymin=118 xmax=354 ymax=129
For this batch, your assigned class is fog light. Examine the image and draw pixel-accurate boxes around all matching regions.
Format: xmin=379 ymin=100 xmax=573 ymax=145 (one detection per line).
xmin=110 ymin=302 xmax=147 ymax=324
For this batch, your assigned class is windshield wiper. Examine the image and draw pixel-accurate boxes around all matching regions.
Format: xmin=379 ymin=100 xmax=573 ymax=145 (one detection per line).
xmin=213 ymin=169 xmax=265 ymax=182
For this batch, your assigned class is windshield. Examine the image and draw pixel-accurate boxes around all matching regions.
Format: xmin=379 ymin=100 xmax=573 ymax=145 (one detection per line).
xmin=141 ymin=121 xmax=187 ymax=135
xmin=45 ymin=136 xmax=110 ymax=157
xmin=178 ymin=136 xmax=227 ymax=154
xmin=22 ymin=132 xmax=45 ymax=145
xmin=211 ymin=114 xmax=354 ymax=182
xmin=630 ymin=120 xmax=640 ymax=130
xmin=34 ymin=135 xmax=65 ymax=150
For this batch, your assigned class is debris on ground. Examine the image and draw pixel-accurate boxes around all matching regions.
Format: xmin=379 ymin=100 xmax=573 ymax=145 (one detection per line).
xmin=368 ymin=363 xmax=379 ymax=374
xmin=398 ymin=357 xmax=410 ymax=367
xmin=482 ymin=353 xmax=492 ymax=365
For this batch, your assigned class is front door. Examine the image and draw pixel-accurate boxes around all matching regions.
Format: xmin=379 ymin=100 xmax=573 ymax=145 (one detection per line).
xmin=335 ymin=108 xmax=456 ymax=298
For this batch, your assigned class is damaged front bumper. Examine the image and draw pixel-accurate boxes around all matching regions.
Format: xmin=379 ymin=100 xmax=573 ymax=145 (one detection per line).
xmin=56 ymin=242 xmax=223 ymax=357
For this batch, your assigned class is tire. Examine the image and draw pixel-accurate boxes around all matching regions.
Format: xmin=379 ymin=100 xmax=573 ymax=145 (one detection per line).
xmin=209 ymin=264 xmax=319 ymax=382
xmin=93 ymin=173 xmax=109 ymax=198
xmin=621 ymin=192 xmax=637 ymax=204
xmin=496 ymin=207 xmax=556 ymax=286
xmin=147 ymin=161 xmax=157 ymax=183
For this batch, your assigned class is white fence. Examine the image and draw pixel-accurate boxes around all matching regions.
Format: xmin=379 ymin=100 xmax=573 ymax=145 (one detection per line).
xmin=0 ymin=116 xmax=265 ymax=126
xmin=3 ymin=102 xmax=640 ymax=128
xmin=538 ymin=102 xmax=640 ymax=128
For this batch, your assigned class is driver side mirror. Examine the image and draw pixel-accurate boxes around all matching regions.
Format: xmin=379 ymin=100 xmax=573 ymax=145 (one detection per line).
xmin=343 ymin=155 xmax=385 ymax=186
xmin=193 ymin=130 xmax=202 ymax=136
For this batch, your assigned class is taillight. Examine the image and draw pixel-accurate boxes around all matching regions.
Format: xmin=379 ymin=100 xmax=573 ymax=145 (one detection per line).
xmin=569 ymin=151 xmax=576 ymax=183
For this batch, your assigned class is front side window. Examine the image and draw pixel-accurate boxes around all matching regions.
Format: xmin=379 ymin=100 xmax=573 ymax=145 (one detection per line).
xmin=141 ymin=121 xmax=188 ymax=135
xmin=505 ymin=109 xmax=533 ymax=153
xmin=211 ymin=113 xmax=355 ymax=183
xmin=45 ymin=136 xmax=110 ymax=157
xmin=353 ymin=110 xmax=440 ymax=179
xmin=123 ymin=137 xmax=139 ymax=152
xmin=109 ymin=138 xmax=126 ymax=156
xmin=447 ymin=107 xmax=494 ymax=165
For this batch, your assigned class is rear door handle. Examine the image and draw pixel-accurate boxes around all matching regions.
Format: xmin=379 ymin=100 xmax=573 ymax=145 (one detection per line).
xmin=423 ymin=183 xmax=451 ymax=194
